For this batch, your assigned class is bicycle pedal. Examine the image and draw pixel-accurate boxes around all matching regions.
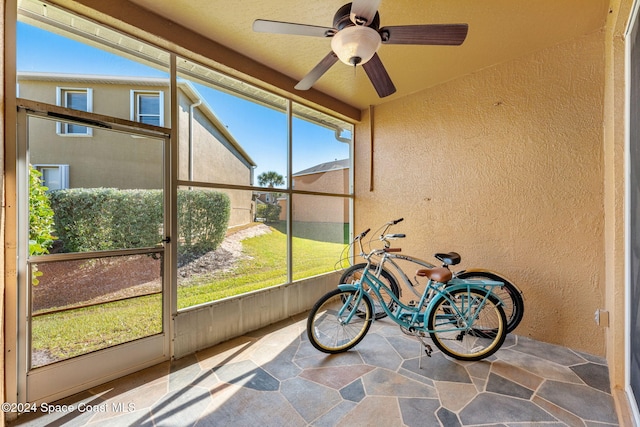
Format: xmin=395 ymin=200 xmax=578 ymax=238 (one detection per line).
xmin=424 ymin=344 xmax=432 ymax=357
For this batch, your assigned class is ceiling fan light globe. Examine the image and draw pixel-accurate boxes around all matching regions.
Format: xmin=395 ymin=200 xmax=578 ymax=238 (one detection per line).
xmin=331 ymin=25 xmax=381 ymax=66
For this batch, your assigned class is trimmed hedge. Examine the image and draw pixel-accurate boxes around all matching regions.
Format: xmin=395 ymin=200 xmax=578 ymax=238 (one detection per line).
xmin=49 ymin=188 xmax=230 ymax=254
xmin=177 ymin=189 xmax=230 ymax=254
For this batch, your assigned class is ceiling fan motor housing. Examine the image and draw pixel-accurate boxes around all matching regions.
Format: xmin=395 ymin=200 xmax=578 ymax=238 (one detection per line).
xmin=334 ymin=3 xmax=380 ymax=30
xmin=331 ymin=3 xmax=382 ymax=66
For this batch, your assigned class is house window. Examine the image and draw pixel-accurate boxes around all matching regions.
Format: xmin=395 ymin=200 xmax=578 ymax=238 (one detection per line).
xmin=33 ymin=164 xmax=69 ymax=190
xmin=131 ymin=91 xmax=163 ymax=126
xmin=56 ymin=88 xmax=93 ymax=136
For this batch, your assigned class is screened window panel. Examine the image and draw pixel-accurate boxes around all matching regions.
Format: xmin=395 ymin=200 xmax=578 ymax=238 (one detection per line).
xmin=176 ymin=187 xmax=288 ymax=309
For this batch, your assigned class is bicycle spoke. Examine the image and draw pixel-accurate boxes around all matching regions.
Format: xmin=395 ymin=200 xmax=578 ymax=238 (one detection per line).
xmin=307 ymin=289 xmax=372 ymax=353
xmin=427 ymin=289 xmax=506 ymax=361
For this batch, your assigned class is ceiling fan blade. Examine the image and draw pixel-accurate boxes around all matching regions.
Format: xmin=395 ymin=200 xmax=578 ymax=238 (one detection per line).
xmin=295 ymin=52 xmax=339 ymax=90
xmin=350 ymin=0 xmax=382 ymax=26
xmin=253 ymin=19 xmax=334 ymax=38
xmin=380 ymin=24 xmax=469 ymax=45
xmin=362 ymin=53 xmax=396 ymax=98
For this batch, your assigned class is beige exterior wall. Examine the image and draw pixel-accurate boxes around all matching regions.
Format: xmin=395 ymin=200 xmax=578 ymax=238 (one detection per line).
xmin=18 ymin=77 xmax=254 ymax=226
xmin=18 ymin=78 xmax=171 ymax=123
xmin=19 ymin=78 xmax=167 ymax=189
xmin=289 ymin=168 xmax=349 ymax=223
xmin=293 ymin=168 xmax=349 ymax=194
xmin=355 ymin=29 xmax=606 ymax=356
xmin=176 ymin=92 xmax=254 ymax=226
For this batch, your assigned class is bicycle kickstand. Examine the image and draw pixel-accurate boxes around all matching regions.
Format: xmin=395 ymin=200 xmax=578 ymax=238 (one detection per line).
xmin=401 ymin=326 xmax=433 ymax=369
xmin=415 ymin=335 xmax=433 ymax=369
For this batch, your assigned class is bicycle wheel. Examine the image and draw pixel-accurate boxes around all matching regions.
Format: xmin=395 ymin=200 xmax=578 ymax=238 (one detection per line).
xmin=427 ymin=288 xmax=506 ymax=361
xmin=307 ymin=288 xmax=373 ymax=354
xmin=340 ymin=263 xmax=399 ymax=319
xmin=456 ymin=270 xmax=524 ymax=333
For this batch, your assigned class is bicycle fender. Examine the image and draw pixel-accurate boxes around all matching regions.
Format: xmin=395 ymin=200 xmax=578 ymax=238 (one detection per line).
xmin=457 ymin=268 xmax=523 ymax=296
xmin=337 ymin=284 xmax=376 ymax=306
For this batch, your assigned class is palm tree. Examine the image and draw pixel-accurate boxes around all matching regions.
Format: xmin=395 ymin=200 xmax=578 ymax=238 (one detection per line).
xmin=257 ymin=171 xmax=284 ymax=206
xmin=257 ymin=171 xmax=284 ymax=188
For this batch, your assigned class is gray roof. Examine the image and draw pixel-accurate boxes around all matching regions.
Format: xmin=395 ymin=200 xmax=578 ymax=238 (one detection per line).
xmin=293 ymin=159 xmax=349 ymax=176
xmin=17 ymin=71 xmax=170 ymax=86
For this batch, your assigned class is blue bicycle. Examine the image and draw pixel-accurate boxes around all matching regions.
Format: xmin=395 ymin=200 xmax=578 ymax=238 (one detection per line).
xmin=307 ymin=228 xmax=508 ymax=361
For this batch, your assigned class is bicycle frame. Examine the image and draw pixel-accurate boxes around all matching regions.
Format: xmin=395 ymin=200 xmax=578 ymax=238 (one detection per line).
xmin=359 ymin=240 xmax=516 ymax=308
xmin=369 ymin=251 xmax=436 ymax=300
xmin=340 ymin=261 xmax=502 ymax=334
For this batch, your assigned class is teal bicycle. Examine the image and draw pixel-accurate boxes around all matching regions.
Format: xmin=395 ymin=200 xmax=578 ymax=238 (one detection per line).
xmin=339 ymin=218 xmax=524 ymax=333
xmin=307 ymin=228 xmax=508 ymax=361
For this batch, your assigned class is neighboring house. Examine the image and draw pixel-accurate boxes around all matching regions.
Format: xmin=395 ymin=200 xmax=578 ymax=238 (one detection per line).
xmin=279 ymin=159 xmax=349 ymax=223
xmin=17 ymin=72 xmax=256 ymax=227
xmin=254 ymin=191 xmax=280 ymax=205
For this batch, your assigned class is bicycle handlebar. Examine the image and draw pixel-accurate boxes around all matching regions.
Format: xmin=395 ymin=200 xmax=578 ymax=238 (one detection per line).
xmin=357 ymin=228 xmax=371 ymax=239
xmin=351 ymin=220 xmax=404 ymax=259
xmin=385 ymin=233 xmax=406 ymax=239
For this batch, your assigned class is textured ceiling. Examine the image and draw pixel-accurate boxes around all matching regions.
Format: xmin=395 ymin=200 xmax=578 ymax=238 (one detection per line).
xmin=125 ymin=0 xmax=608 ymax=109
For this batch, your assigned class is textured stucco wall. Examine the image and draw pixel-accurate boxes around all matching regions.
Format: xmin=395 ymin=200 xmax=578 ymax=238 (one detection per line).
xmin=355 ymin=30 xmax=606 ymax=355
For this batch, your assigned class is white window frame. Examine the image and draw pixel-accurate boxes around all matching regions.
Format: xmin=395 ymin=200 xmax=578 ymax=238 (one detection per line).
xmin=55 ymin=87 xmax=93 ymax=136
xmin=32 ymin=164 xmax=70 ymax=190
xmin=130 ymin=90 xmax=164 ymax=126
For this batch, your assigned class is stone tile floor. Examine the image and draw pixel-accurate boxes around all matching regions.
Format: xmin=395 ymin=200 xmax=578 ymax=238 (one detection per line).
xmin=10 ymin=313 xmax=619 ymax=426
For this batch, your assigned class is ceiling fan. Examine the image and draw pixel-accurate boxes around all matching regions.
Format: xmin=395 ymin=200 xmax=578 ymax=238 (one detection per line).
xmin=253 ymin=0 xmax=468 ymax=98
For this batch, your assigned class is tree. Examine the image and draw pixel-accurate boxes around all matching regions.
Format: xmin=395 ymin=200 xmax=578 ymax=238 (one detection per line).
xmin=257 ymin=171 xmax=284 ymax=188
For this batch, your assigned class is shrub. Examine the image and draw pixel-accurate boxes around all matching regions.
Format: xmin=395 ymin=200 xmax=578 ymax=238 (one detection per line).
xmin=29 ymin=165 xmax=56 ymax=256
xmin=49 ymin=188 xmax=230 ymax=254
xmin=256 ymin=203 xmax=281 ymax=222
xmin=29 ymin=165 xmax=56 ymax=286
xmin=49 ymin=188 xmax=150 ymax=252
xmin=177 ymin=190 xmax=230 ymax=255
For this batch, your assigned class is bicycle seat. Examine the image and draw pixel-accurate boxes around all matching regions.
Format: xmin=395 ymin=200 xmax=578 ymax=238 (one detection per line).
xmin=434 ymin=252 xmax=461 ymax=266
xmin=416 ymin=267 xmax=453 ymax=283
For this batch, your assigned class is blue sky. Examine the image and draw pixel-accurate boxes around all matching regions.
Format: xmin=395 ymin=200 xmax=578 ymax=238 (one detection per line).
xmin=17 ymin=22 xmax=350 ymax=185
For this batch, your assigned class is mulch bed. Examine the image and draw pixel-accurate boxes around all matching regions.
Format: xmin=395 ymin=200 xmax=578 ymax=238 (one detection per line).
xmin=31 ymin=224 xmax=272 ymax=312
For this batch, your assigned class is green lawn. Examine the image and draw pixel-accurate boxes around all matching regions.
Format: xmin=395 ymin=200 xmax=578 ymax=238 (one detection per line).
xmin=31 ymin=295 xmax=162 ymax=364
xmin=178 ymin=225 xmax=346 ymax=307
xmin=32 ymin=223 xmax=348 ymax=362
